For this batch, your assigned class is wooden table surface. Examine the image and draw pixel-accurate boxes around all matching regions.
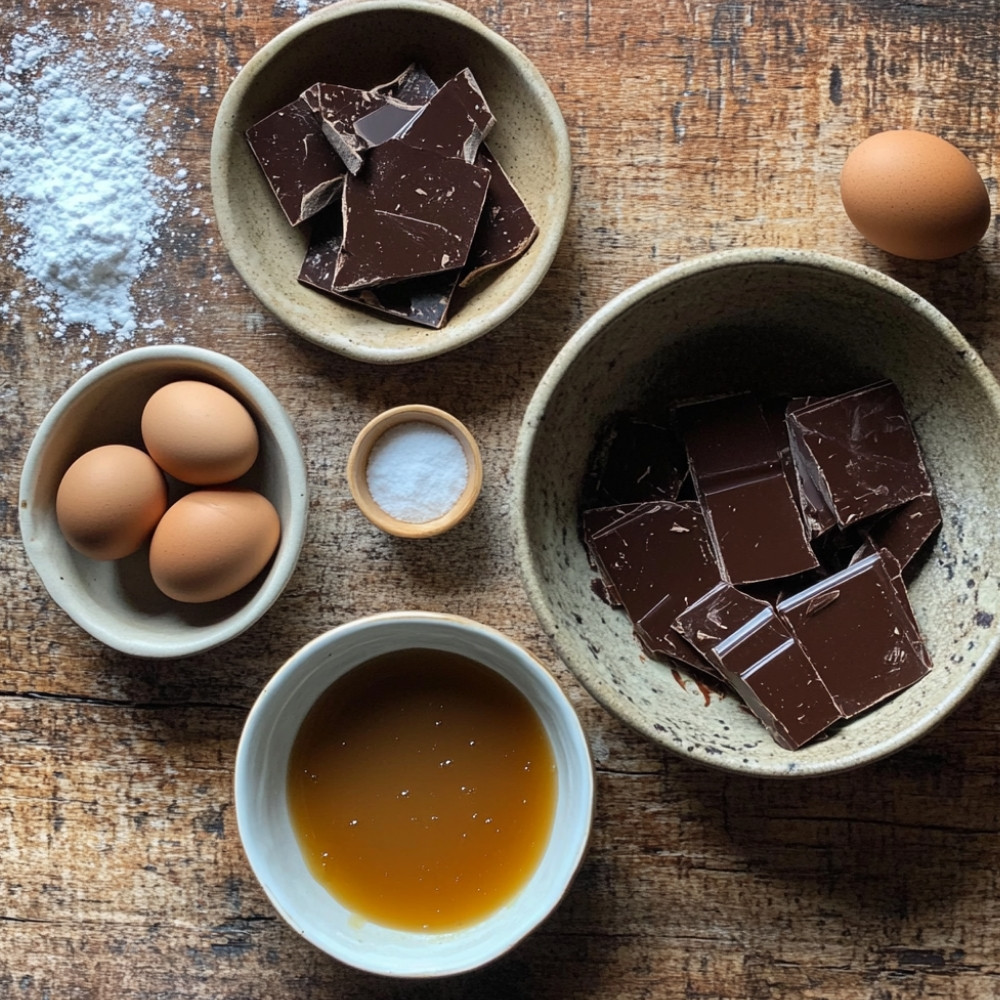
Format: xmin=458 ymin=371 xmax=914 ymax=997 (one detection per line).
xmin=4 ymin=0 xmax=1000 ymax=996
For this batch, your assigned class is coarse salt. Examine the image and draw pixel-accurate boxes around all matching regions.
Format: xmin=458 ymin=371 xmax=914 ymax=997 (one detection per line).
xmin=366 ymin=422 xmax=469 ymax=524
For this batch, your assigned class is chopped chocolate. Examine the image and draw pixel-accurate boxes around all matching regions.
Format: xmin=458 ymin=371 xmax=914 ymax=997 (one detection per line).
xmin=298 ymin=204 xmax=460 ymax=329
xmin=786 ymin=379 xmax=934 ymax=528
xmin=244 ymin=96 xmax=345 ymax=226
xmin=673 ymin=581 xmax=770 ymax=670
xmin=353 ymin=98 xmax=424 ymax=146
xmin=333 ymin=139 xmax=490 ymax=291
xmin=397 ymin=68 xmax=495 ymax=163
xmin=861 ymin=491 xmax=942 ymax=571
xmin=675 ymin=393 xmax=818 ymax=584
xmin=302 ymin=82 xmax=387 ymax=175
xmin=581 ymin=501 xmax=651 ymax=601
xmin=781 ymin=396 xmax=838 ymax=537
xmin=461 ymin=144 xmax=539 ymax=286
xmin=376 ymin=62 xmax=440 ymax=105
xmin=777 ymin=548 xmax=931 ymax=718
xmin=711 ymin=606 xmax=842 ymax=750
xmin=583 ymin=416 xmax=687 ymax=508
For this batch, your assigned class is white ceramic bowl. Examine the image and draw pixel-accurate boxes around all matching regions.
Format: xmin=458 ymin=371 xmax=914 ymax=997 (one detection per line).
xmin=211 ymin=0 xmax=572 ymax=364
xmin=234 ymin=611 xmax=594 ymax=977
xmin=19 ymin=345 xmax=308 ymax=658
xmin=513 ymin=248 xmax=1000 ymax=778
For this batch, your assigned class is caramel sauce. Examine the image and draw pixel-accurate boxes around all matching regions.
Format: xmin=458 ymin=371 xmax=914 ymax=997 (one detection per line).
xmin=286 ymin=648 xmax=557 ymax=932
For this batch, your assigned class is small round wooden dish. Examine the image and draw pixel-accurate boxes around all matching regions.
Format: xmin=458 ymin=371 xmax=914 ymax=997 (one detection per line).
xmin=347 ymin=405 xmax=482 ymax=539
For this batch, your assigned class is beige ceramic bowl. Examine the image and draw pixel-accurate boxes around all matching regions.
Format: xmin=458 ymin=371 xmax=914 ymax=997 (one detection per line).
xmin=235 ymin=611 xmax=594 ymax=977
xmin=211 ymin=0 xmax=571 ymax=365
xmin=347 ymin=404 xmax=483 ymax=538
xmin=513 ymin=248 xmax=1000 ymax=778
xmin=19 ymin=345 xmax=308 ymax=659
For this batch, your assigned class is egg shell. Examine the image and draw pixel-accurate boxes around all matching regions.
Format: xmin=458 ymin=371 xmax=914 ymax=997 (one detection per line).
xmin=141 ymin=380 xmax=260 ymax=485
xmin=149 ymin=488 xmax=281 ymax=603
xmin=55 ymin=444 xmax=168 ymax=561
xmin=840 ymin=129 xmax=991 ymax=260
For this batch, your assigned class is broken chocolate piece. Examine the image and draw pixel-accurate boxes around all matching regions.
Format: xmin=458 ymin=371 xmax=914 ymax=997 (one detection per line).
xmin=673 ymin=581 xmax=771 ymax=671
xmin=777 ymin=549 xmax=931 ymax=718
xmin=298 ymin=204 xmax=460 ymax=329
xmin=375 ymin=62 xmax=440 ymax=105
xmin=461 ymin=144 xmax=539 ymax=285
xmin=861 ymin=492 xmax=942 ymax=571
xmin=712 ymin=606 xmax=843 ymax=750
xmin=398 ymin=67 xmax=495 ymax=163
xmin=585 ymin=501 xmax=723 ymax=666
xmin=333 ymin=139 xmax=490 ymax=291
xmin=245 ymin=96 xmax=345 ymax=226
xmin=781 ymin=396 xmax=838 ymax=537
xmin=675 ymin=393 xmax=818 ymax=584
xmin=354 ymin=98 xmax=424 ymax=146
xmin=303 ymin=82 xmax=388 ymax=175
xmin=786 ymin=380 xmax=934 ymax=528
xmin=583 ymin=416 xmax=687 ymax=509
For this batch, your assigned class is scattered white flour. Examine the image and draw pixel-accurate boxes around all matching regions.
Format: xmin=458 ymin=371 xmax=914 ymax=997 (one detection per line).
xmin=366 ymin=422 xmax=470 ymax=524
xmin=0 ymin=2 xmax=198 ymax=348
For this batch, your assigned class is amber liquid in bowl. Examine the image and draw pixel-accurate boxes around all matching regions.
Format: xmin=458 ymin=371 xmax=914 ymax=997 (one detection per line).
xmin=286 ymin=648 xmax=558 ymax=932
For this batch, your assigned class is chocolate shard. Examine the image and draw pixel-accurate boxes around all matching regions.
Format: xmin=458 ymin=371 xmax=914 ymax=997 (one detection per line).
xmin=711 ymin=605 xmax=843 ymax=750
xmin=582 ymin=501 xmax=653 ymax=600
xmin=245 ymin=96 xmax=346 ymax=226
xmin=375 ymin=62 xmax=441 ymax=105
xmin=298 ymin=204 xmax=460 ymax=329
xmin=583 ymin=415 xmax=688 ymax=509
xmin=302 ymin=82 xmax=388 ymax=175
xmin=461 ymin=143 xmax=539 ymax=286
xmin=776 ymin=548 xmax=931 ymax=718
xmin=675 ymin=393 xmax=818 ymax=584
xmin=786 ymin=379 xmax=935 ymax=528
xmin=860 ymin=491 xmax=942 ymax=571
xmin=673 ymin=581 xmax=771 ymax=670
xmin=332 ymin=139 xmax=490 ymax=291
xmin=398 ymin=67 xmax=496 ymax=163
xmin=584 ymin=501 xmax=723 ymax=665
xmin=353 ymin=97 xmax=424 ymax=147
xmin=780 ymin=396 xmax=839 ymax=537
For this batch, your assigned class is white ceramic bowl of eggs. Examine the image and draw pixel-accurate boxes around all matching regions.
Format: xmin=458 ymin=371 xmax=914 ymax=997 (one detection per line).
xmin=19 ymin=345 xmax=308 ymax=658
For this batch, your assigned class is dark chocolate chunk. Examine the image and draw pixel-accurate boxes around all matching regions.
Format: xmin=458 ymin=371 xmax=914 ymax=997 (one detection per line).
xmin=461 ymin=144 xmax=539 ymax=285
xmin=583 ymin=416 xmax=687 ymax=508
xmin=333 ymin=140 xmax=490 ymax=291
xmin=298 ymin=204 xmax=460 ymax=329
xmin=673 ymin=581 xmax=771 ymax=671
xmin=676 ymin=393 xmax=818 ymax=584
xmin=786 ymin=379 xmax=934 ymax=528
xmin=245 ymin=96 xmax=345 ymax=226
xmin=711 ymin=605 xmax=842 ymax=750
xmin=861 ymin=492 xmax=942 ymax=571
xmin=302 ymin=82 xmax=387 ymax=175
xmin=776 ymin=548 xmax=931 ymax=718
xmin=354 ymin=98 xmax=424 ymax=146
xmin=376 ymin=62 xmax=440 ymax=105
xmin=781 ymin=396 xmax=838 ymax=537
xmin=582 ymin=501 xmax=652 ymax=602
xmin=398 ymin=68 xmax=495 ymax=163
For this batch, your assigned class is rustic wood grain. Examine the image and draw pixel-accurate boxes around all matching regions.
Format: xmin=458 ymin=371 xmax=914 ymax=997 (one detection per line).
xmin=4 ymin=0 xmax=1000 ymax=997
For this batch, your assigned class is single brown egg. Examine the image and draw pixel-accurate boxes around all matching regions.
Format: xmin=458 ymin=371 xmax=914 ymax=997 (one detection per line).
xmin=141 ymin=380 xmax=259 ymax=485
xmin=840 ymin=129 xmax=991 ymax=260
xmin=149 ymin=488 xmax=280 ymax=603
xmin=55 ymin=444 xmax=168 ymax=560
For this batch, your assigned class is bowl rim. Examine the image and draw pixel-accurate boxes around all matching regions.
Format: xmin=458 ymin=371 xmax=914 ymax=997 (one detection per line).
xmin=511 ymin=246 xmax=1000 ymax=777
xmin=18 ymin=344 xmax=309 ymax=659
xmin=233 ymin=610 xmax=595 ymax=976
xmin=210 ymin=0 xmax=572 ymax=365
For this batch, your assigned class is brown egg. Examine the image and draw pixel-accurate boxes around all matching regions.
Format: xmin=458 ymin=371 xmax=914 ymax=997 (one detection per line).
xmin=141 ymin=380 xmax=260 ymax=485
xmin=55 ymin=444 xmax=168 ymax=560
xmin=840 ymin=129 xmax=991 ymax=260
xmin=149 ymin=488 xmax=281 ymax=603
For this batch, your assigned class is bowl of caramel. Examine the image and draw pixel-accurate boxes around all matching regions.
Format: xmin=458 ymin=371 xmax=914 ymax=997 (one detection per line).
xmin=234 ymin=611 xmax=594 ymax=976
xmin=513 ymin=248 xmax=1000 ymax=777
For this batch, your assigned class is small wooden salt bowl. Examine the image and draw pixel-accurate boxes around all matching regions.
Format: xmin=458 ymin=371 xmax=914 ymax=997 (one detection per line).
xmin=347 ymin=405 xmax=483 ymax=539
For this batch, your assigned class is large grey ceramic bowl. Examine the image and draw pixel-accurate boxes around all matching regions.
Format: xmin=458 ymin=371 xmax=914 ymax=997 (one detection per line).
xmin=513 ymin=248 xmax=1000 ymax=778
xmin=211 ymin=0 xmax=571 ymax=365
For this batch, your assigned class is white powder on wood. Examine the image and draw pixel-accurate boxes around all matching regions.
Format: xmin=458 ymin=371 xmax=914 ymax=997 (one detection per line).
xmin=366 ymin=422 xmax=470 ymax=524
xmin=0 ymin=4 xmax=197 ymax=346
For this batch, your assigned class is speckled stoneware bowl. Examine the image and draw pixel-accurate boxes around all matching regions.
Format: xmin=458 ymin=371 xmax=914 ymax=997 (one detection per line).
xmin=513 ymin=248 xmax=1000 ymax=778
xmin=19 ymin=345 xmax=308 ymax=659
xmin=211 ymin=0 xmax=571 ymax=365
